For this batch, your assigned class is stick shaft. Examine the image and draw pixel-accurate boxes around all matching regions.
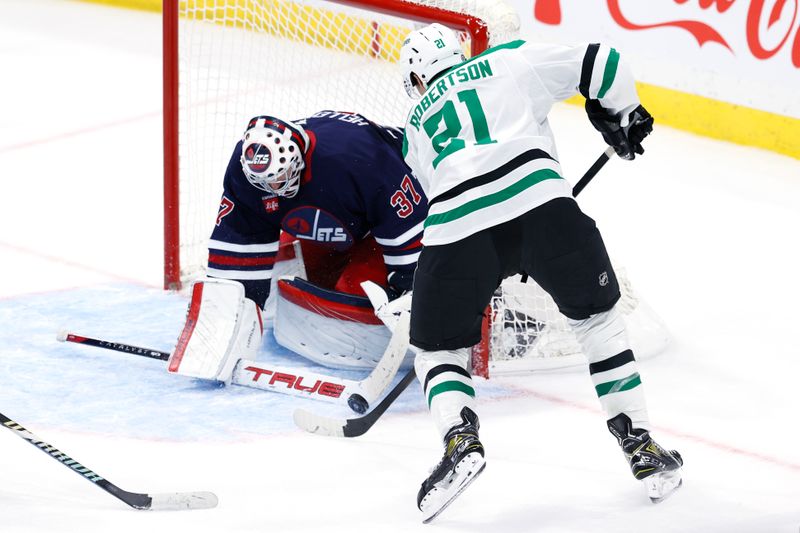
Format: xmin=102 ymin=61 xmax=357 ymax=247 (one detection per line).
xmin=0 ymin=412 xmax=217 ymax=510
xmin=60 ymin=333 xmax=169 ymax=361
xmin=0 ymin=412 xmax=151 ymax=508
xmin=572 ymin=146 xmax=616 ymax=197
xmin=343 ymin=367 xmax=416 ymax=437
xmin=60 ymin=331 xmax=383 ymax=411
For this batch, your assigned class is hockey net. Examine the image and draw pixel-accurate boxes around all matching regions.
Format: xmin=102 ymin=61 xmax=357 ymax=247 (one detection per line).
xmin=163 ymin=0 xmax=669 ymax=376
xmin=473 ymin=270 xmax=670 ymax=376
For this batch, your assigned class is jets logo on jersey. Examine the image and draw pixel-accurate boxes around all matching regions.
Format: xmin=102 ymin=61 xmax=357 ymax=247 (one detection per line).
xmin=243 ymin=143 xmax=272 ymax=174
xmin=283 ymin=206 xmax=353 ymax=250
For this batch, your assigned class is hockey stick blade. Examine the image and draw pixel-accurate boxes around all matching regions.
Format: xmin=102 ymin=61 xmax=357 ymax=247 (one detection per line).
xmin=104 ymin=485 xmax=218 ymax=511
xmin=146 ymin=491 xmax=219 ymax=511
xmin=293 ymin=367 xmax=417 ymax=438
xmin=0 ymin=413 xmax=218 ymax=511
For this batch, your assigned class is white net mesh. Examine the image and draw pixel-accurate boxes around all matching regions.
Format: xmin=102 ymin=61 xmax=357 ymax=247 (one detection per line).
xmin=488 ymin=269 xmax=670 ymax=373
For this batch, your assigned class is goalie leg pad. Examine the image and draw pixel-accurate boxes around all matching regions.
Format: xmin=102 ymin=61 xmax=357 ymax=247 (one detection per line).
xmin=274 ymin=277 xmax=414 ymax=370
xmin=169 ymin=279 xmax=263 ymax=383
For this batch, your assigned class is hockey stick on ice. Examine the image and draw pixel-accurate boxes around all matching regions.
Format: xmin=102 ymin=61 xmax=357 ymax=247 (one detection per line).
xmin=293 ymin=147 xmax=617 ymax=438
xmin=0 ymin=412 xmax=217 ymax=511
xmin=57 ymin=330 xmax=401 ymax=414
xmin=57 ymin=332 xmax=170 ymax=361
xmin=293 ymin=366 xmax=417 ymax=438
xmin=293 ymin=311 xmax=412 ymax=437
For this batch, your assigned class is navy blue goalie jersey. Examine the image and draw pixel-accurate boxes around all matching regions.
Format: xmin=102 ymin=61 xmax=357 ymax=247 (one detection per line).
xmin=207 ymin=111 xmax=428 ymax=307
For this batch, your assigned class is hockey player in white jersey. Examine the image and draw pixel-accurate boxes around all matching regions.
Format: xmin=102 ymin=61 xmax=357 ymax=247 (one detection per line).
xmin=399 ymin=24 xmax=683 ymax=521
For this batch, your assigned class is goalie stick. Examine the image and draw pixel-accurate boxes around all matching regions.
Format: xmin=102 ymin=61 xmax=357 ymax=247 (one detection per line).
xmin=292 ymin=311 xmax=411 ymax=436
xmin=57 ymin=324 xmax=407 ymax=414
xmin=56 ymin=332 xmax=169 ymax=361
xmin=0 ymin=412 xmax=217 ymax=511
xmin=293 ymin=366 xmax=417 ymax=438
xmin=293 ymin=147 xmax=616 ymax=438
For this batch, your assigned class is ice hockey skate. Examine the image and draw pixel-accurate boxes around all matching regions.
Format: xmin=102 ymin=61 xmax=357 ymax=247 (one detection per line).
xmin=417 ymin=407 xmax=486 ymax=523
xmin=607 ymin=413 xmax=683 ymax=503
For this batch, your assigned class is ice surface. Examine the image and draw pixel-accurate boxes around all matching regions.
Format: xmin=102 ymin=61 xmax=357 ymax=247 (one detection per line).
xmin=1 ymin=1 xmax=798 ymax=532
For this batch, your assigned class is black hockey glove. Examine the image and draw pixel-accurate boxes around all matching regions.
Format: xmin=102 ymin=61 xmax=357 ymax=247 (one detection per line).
xmin=386 ymin=270 xmax=414 ymax=300
xmin=385 ymin=284 xmax=408 ymax=302
xmin=585 ymin=100 xmax=654 ymax=161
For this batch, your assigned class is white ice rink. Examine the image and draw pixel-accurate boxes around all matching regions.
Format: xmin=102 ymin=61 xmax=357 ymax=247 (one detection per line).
xmin=1 ymin=1 xmax=799 ymax=531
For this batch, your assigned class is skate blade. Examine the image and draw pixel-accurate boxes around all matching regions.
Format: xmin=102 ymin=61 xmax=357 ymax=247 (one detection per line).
xmin=646 ymin=469 xmax=683 ymax=503
xmin=421 ymin=453 xmax=486 ymax=524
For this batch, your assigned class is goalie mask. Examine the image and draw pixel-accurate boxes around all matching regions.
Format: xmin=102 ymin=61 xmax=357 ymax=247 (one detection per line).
xmin=400 ymin=23 xmax=465 ymax=99
xmin=240 ymin=116 xmax=309 ymax=198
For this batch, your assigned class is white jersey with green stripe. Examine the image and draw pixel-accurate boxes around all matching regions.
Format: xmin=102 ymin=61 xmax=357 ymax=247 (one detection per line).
xmin=402 ymin=40 xmax=641 ymax=246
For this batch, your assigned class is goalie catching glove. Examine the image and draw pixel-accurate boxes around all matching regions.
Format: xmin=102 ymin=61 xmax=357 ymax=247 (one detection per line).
xmin=585 ymin=100 xmax=653 ymax=160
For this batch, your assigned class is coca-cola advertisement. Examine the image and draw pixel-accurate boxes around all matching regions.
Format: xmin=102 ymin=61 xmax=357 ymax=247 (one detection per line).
xmin=512 ymin=0 xmax=799 ymax=117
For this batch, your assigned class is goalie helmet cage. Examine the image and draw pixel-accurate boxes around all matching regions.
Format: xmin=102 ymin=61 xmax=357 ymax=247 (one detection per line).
xmin=162 ymin=0 xmax=669 ymax=378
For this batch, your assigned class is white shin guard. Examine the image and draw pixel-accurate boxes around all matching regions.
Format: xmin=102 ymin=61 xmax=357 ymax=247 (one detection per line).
xmin=415 ymin=348 xmax=477 ymax=439
xmin=568 ymin=307 xmax=650 ymax=429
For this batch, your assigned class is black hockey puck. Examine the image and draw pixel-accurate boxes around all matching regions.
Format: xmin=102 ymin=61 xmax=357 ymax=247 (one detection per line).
xmin=347 ymin=393 xmax=369 ymax=414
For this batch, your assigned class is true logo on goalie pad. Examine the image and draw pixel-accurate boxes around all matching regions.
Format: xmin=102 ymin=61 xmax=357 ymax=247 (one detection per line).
xmin=243 ymin=365 xmax=346 ymax=398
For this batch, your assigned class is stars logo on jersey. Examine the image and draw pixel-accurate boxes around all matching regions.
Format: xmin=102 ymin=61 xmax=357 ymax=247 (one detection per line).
xmin=262 ymin=197 xmax=280 ymax=213
xmin=283 ymin=206 xmax=353 ymax=251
